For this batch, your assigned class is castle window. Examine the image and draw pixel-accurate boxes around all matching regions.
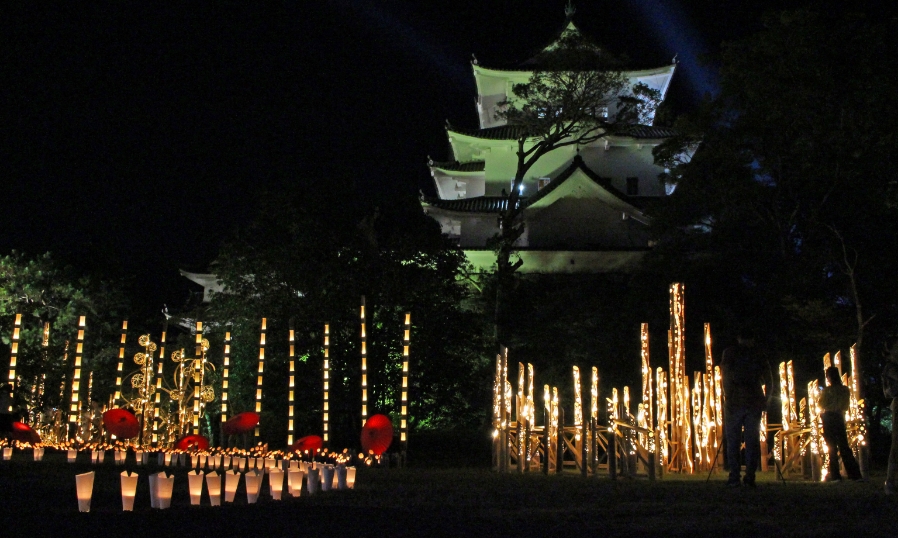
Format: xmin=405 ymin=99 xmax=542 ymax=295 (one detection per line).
xmin=626 ymin=177 xmax=639 ymax=196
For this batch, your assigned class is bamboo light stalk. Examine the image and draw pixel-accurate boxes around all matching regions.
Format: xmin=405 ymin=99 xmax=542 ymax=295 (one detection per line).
xmin=656 ymin=367 xmax=668 ymax=469
xmin=6 ymin=313 xmax=21 ymax=412
xmin=590 ymin=366 xmax=599 ymax=474
xmin=193 ymin=321 xmax=203 ymax=435
xmin=499 ymin=348 xmax=508 ymax=472
xmin=323 ymin=322 xmax=330 ymax=445
xmin=640 ymin=324 xmax=652 ymax=431
xmin=400 ymin=313 xmax=410 ymax=450
xmin=255 ymin=318 xmax=266 ymax=440
xmin=517 ymin=362 xmax=525 ymax=472
xmin=68 ymin=316 xmax=86 ymax=438
xmin=360 ymin=296 xmax=367 ymax=421
xmin=668 ymin=283 xmax=689 ymax=472
xmin=527 ymin=362 xmax=534 ymax=472
xmin=221 ymin=331 xmax=231 ymax=424
xmin=153 ymin=323 xmax=166 ymax=446
xmin=113 ymin=320 xmax=128 ymax=406
xmin=287 ymin=319 xmax=296 ymax=446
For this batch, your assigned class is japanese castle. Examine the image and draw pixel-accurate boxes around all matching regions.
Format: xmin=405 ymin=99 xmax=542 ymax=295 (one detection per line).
xmin=421 ymin=11 xmax=683 ymax=273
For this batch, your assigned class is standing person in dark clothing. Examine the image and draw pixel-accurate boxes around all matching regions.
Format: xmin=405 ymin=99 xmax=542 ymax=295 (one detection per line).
xmin=721 ymin=328 xmax=771 ymax=488
xmin=819 ymin=367 xmax=862 ymax=481
xmin=883 ymin=344 xmax=898 ymax=494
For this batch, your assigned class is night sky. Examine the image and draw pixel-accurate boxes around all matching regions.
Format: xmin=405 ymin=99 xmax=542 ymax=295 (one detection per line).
xmin=1 ymin=0 xmax=858 ymax=316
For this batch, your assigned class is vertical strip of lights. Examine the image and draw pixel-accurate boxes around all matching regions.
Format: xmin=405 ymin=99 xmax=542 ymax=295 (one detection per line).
xmin=323 ymin=322 xmax=330 ymax=446
xmin=401 ymin=313 xmax=410 ymax=451
xmin=255 ymin=318 xmax=266 ymax=440
xmin=193 ymin=321 xmax=203 ymax=435
xmin=68 ymin=316 xmax=86 ymax=436
xmin=153 ymin=322 xmax=166 ymax=446
xmin=6 ymin=313 xmax=21 ymax=412
xmin=360 ymin=296 xmax=367 ymax=422
xmin=221 ymin=330 xmax=231 ymax=427
xmin=641 ymin=323 xmax=652 ymax=431
xmin=287 ymin=319 xmax=296 ymax=446
xmin=113 ymin=320 xmax=128 ymax=406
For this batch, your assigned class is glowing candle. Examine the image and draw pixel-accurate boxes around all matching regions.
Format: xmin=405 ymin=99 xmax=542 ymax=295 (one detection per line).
xmin=245 ymin=470 xmax=262 ymax=503
xmin=75 ymin=471 xmax=95 ymax=512
xmin=188 ymin=470 xmax=204 ymax=505
xmin=120 ymin=471 xmax=138 ymax=511
xmin=224 ymin=470 xmax=240 ymax=503
xmin=269 ymin=468 xmax=284 ymax=500
xmin=206 ymin=471 xmax=222 ymax=506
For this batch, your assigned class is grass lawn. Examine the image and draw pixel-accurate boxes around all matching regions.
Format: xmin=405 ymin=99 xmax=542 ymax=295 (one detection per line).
xmin=1 ymin=449 xmax=894 ymax=537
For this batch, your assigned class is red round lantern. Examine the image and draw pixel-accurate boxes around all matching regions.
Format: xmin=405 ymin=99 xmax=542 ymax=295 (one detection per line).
xmin=174 ymin=434 xmax=210 ymax=451
xmin=103 ymin=408 xmax=140 ymax=439
xmin=360 ymin=414 xmax=393 ymax=456
xmin=290 ymin=435 xmax=323 ymax=453
xmin=10 ymin=421 xmax=41 ymax=444
xmin=221 ymin=411 xmax=260 ymax=436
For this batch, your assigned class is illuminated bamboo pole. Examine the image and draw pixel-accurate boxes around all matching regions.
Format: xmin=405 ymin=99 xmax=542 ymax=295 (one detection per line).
xmin=833 ymin=350 xmax=842 ymax=377
xmin=113 ymin=320 xmax=128 ymax=406
xmin=400 ymin=313 xmax=410 ymax=459
xmin=323 ymin=322 xmax=330 ymax=446
xmin=574 ymin=366 xmax=586 ymax=477
xmin=499 ymin=348 xmax=508 ymax=472
xmin=192 ymin=321 xmax=203 ymax=435
xmin=641 ymin=324 xmax=652 ymax=431
xmin=691 ymin=373 xmax=703 ymax=468
xmin=760 ymin=383 xmax=768 ymax=471
xmin=668 ymin=283 xmax=686 ymax=471
xmin=552 ymin=386 xmax=560 ymax=473
xmin=526 ymin=362 xmax=534 ymax=472
xmin=591 ymin=366 xmax=599 ymax=475
xmin=35 ymin=322 xmax=50 ymax=422
xmin=360 ymin=296 xmax=367 ymax=421
xmin=221 ymin=331 xmax=231 ymax=425
xmin=141 ymin=333 xmax=155 ymax=446
xmin=822 ymin=352 xmax=832 ymax=385
xmin=656 ymin=367 xmax=668 ymax=469
xmin=543 ymin=383 xmax=551 ymax=474
xmin=255 ymin=318 xmax=266 ymax=440
xmin=287 ymin=319 xmax=296 ymax=446
xmin=517 ymin=362 xmax=525 ymax=472
xmin=6 ymin=313 xmax=21 ymax=412
xmin=153 ymin=322 xmax=167 ymax=446
xmin=703 ymin=323 xmax=718 ymax=459
xmin=848 ymin=343 xmax=869 ymax=476
xmin=807 ymin=380 xmax=823 ymax=481
xmin=68 ymin=316 xmax=86 ymax=438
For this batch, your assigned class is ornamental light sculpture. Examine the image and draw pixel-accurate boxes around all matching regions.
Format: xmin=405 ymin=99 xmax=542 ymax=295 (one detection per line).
xmin=118 ymin=333 xmax=159 ymax=443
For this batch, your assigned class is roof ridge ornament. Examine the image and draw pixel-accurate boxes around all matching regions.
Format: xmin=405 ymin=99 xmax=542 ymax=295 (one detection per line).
xmin=472 ymin=53 xmax=478 ymax=65
xmin=565 ymin=1 xmax=576 ymax=18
